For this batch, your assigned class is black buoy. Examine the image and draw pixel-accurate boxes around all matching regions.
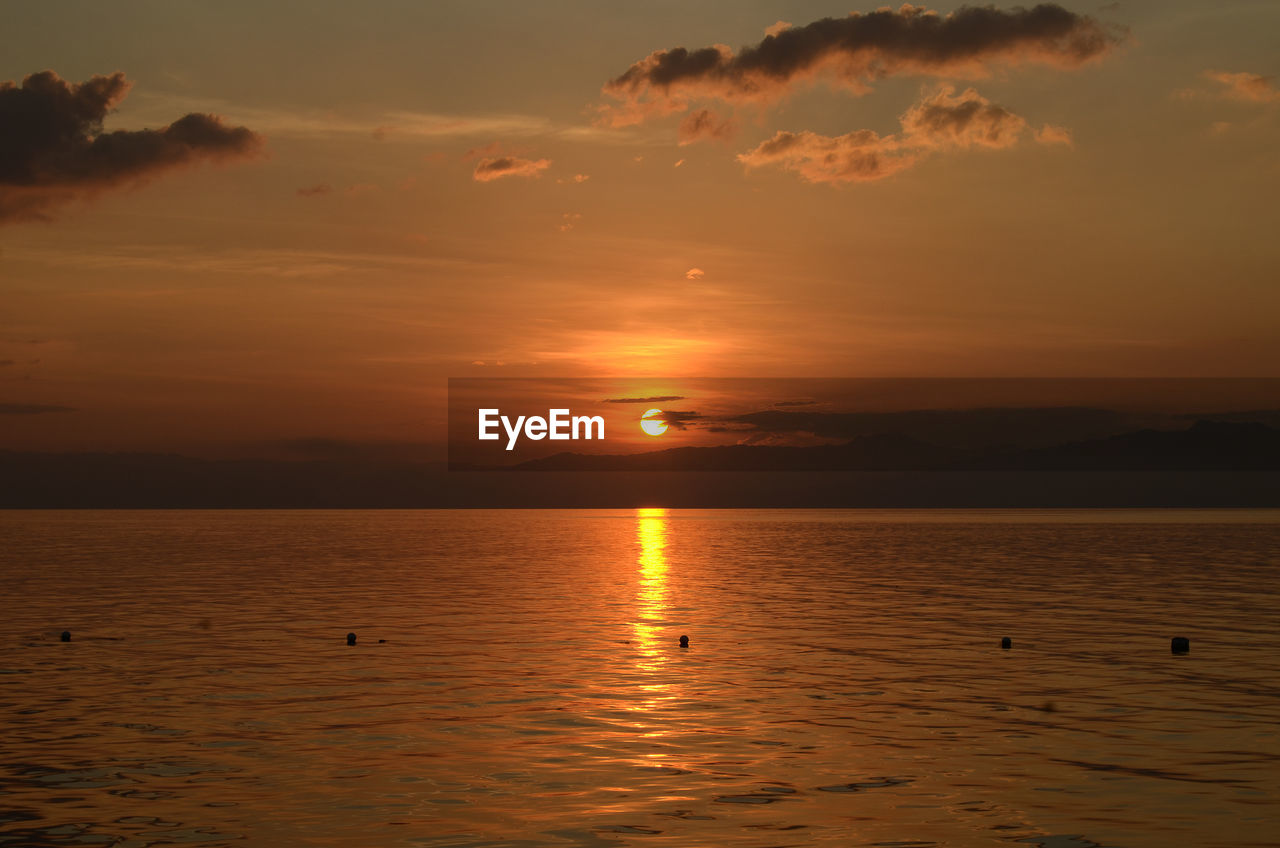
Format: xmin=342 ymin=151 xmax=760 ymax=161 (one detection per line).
xmin=679 ymin=635 xmax=689 ymax=648
xmin=1171 ymin=636 xmax=1190 ymax=654
xmin=346 ymin=632 xmax=357 ymax=646
xmin=60 ymin=630 xmax=71 ymax=643
xmin=1001 ymin=637 xmax=1012 ymax=650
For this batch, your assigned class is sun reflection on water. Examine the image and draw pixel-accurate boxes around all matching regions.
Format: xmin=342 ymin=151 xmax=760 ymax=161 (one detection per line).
xmin=627 ymin=505 xmax=686 ymax=758
xmin=633 ymin=507 xmax=670 ymax=672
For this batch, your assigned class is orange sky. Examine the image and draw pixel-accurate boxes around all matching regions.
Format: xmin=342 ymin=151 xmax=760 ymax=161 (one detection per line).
xmin=2 ymin=1 xmax=1278 ymax=457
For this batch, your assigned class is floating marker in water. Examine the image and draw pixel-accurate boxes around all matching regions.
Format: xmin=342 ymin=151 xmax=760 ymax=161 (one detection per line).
xmin=1171 ymin=636 xmax=1190 ymax=654
xmin=679 ymin=635 xmax=689 ymax=648
xmin=1001 ymin=637 xmax=1012 ymax=650
xmin=347 ymin=632 xmax=357 ymax=646
xmin=60 ymin=630 xmax=71 ymax=643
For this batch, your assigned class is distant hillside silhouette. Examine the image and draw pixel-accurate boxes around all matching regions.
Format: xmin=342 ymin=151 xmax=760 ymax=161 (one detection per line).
xmin=723 ymin=406 xmax=1135 ymax=450
xmin=514 ymin=432 xmax=970 ymax=471
xmin=510 ymin=419 xmax=1280 ymax=472
xmin=972 ymin=420 xmax=1280 ymax=470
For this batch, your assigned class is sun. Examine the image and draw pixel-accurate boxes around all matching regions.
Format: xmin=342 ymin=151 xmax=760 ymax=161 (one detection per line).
xmin=640 ymin=408 xmax=668 ymax=436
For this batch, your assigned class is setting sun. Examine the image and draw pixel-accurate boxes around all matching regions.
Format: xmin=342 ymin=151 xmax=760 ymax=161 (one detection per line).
xmin=640 ymin=408 xmax=668 ymax=436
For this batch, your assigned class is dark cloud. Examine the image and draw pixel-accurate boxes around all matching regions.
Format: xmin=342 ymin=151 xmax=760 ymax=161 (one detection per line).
xmin=775 ymin=400 xmax=819 ymax=407
xmin=655 ymin=409 xmax=702 ymax=430
xmin=0 ymin=402 xmax=75 ymax=415
xmin=0 ymin=70 xmax=263 ymax=223
xmin=604 ymin=395 xmax=686 ymax=403
xmin=602 ymin=4 xmax=1121 ymax=125
xmin=678 ymin=108 xmax=736 ymax=145
xmin=0 ymin=360 xmax=14 ymax=367
xmin=472 ymin=155 xmax=551 ymax=182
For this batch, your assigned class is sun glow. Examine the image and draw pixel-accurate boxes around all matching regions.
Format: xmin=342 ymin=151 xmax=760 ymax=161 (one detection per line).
xmin=640 ymin=408 xmax=668 ymax=436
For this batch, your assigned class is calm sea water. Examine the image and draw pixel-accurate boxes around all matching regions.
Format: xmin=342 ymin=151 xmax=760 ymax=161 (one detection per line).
xmin=1 ymin=509 xmax=1278 ymax=848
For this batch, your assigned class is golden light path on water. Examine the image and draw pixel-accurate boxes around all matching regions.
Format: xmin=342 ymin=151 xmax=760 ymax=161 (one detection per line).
xmin=628 ymin=507 xmax=679 ymax=761
xmin=633 ymin=507 xmax=670 ymax=669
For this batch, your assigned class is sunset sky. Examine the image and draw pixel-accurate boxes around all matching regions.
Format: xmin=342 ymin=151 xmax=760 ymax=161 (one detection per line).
xmin=3 ymin=1 xmax=1278 ymax=458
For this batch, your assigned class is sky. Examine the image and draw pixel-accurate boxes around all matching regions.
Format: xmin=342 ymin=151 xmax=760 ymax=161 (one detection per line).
xmin=2 ymin=1 xmax=1278 ymax=459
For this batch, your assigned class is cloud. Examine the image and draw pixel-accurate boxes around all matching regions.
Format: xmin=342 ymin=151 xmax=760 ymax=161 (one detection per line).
xmin=678 ymin=108 xmax=737 ymax=144
xmin=685 ymin=267 xmax=705 ymax=280
xmin=654 ymin=409 xmax=702 ymax=430
xmin=0 ymin=70 xmax=263 ymax=223
xmin=673 ymin=158 xmax=685 ymax=167
xmin=1035 ymin=123 xmax=1073 ymax=146
xmin=775 ymin=400 xmax=819 ymax=407
xmin=899 ymin=85 xmax=1028 ymax=148
xmin=1203 ymin=70 xmax=1280 ymax=104
xmin=557 ymin=173 xmax=590 ymax=183
xmin=738 ymin=128 xmax=916 ymax=183
xmin=764 ymin=21 xmax=792 ymax=38
xmin=601 ymin=4 xmax=1120 ymax=125
xmin=558 ymin=212 xmax=582 ymax=232
xmin=604 ymin=395 xmax=686 ymax=404
xmin=738 ymin=86 xmax=1045 ymax=184
xmin=296 ymin=183 xmax=332 ymax=197
xmin=463 ymin=141 xmax=504 ymax=160
xmin=0 ymin=402 xmax=75 ymax=415
xmin=472 ymin=155 xmax=551 ymax=182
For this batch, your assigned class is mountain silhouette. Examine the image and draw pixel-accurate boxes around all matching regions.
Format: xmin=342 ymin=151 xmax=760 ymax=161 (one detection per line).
xmin=513 ymin=432 xmax=969 ymax=471
xmin=510 ymin=419 xmax=1280 ymax=472
xmin=971 ymin=419 xmax=1280 ymax=470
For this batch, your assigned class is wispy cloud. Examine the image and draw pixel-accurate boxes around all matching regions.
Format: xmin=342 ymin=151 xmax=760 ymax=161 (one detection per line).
xmin=1035 ymin=124 xmax=1074 ymax=146
xmin=473 ymin=155 xmax=552 ymax=182
xmin=128 ymin=92 xmax=636 ymax=145
xmin=604 ymin=395 xmax=686 ymax=404
xmin=7 ymin=244 xmax=503 ymax=279
xmin=1203 ymin=70 xmax=1280 ymax=104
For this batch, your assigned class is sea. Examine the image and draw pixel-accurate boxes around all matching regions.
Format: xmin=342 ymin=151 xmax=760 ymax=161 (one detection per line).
xmin=1 ymin=509 xmax=1278 ymax=847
